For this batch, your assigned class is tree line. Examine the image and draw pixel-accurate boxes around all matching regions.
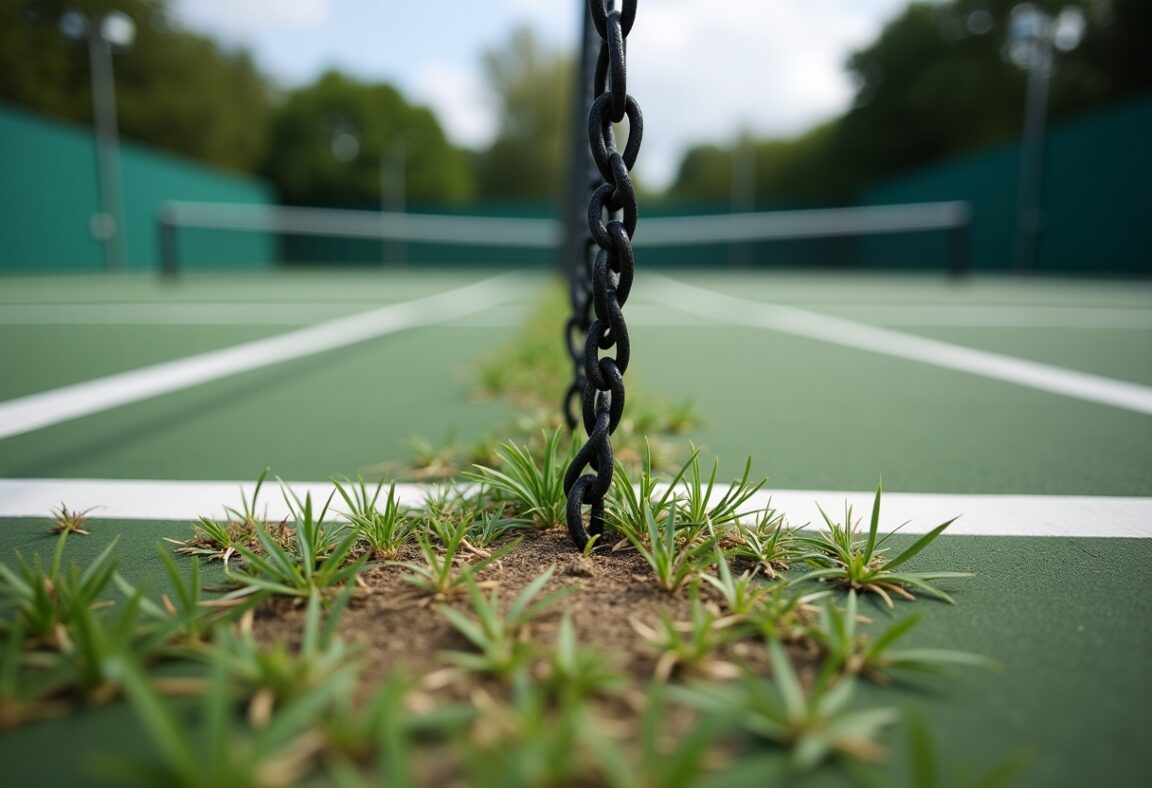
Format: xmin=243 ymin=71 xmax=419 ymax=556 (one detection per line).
xmin=2 ymin=0 xmax=1148 ymax=208
xmin=668 ymin=0 xmax=1151 ymax=205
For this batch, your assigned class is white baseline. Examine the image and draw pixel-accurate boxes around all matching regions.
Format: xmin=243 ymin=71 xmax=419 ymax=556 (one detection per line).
xmin=0 ymin=478 xmax=1148 ymax=539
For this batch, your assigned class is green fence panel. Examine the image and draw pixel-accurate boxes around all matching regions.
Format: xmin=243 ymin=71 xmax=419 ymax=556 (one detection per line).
xmin=861 ymin=94 xmax=1152 ymax=274
xmin=0 ymin=103 xmax=274 ymax=271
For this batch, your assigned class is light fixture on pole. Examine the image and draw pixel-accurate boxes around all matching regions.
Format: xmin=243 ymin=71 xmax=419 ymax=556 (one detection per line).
xmin=61 ymin=9 xmax=136 ymax=271
xmin=1007 ymin=3 xmax=1084 ymax=271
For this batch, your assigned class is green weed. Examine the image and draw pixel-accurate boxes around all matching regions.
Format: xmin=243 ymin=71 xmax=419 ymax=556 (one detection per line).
xmin=395 ymin=517 xmax=517 ymax=598
xmin=627 ymin=503 xmax=720 ymax=594
xmin=437 ymin=566 xmax=574 ymax=678
xmin=334 ymin=477 xmax=416 ymax=559
xmin=229 ymin=493 xmax=365 ymax=599
xmin=674 ymin=640 xmax=899 ymax=772
xmin=0 ymin=533 xmax=119 ymax=647
xmin=814 ymin=591 xmax=998 ymax=684
xmin=466 ymin=429 xmax=573 ymax=529
xmin=796 ymin=482 xmax=970 ymax=606
xmin=632 ymin=588 xmax=743 ymax=682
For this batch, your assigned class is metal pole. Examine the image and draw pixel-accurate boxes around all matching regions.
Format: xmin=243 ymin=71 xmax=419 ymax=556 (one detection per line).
xmin=558 ymin=0 xmax=598 ymax=280
xmin=1012 ymin=24 xmax=1052 ymax=272
xmin=88 ymin=23 xmax=127 ymax=270
xmin=383 ymin=139 xmax=406 ymax=264
xmin=729 ymin=130 xmax=755 ymax=266
xmin=159 ymin=214 xmax=178 ymax=279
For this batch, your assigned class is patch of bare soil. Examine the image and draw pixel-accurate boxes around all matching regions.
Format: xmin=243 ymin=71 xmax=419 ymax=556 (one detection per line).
xmin=251 ymin=527 xmax=796 ymax=708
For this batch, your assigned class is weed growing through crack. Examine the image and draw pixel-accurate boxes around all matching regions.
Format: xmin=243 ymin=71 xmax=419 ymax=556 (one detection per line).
xmin=674 ymin=640 xmax=900 ymax=773
xmin=677 ymin=451 xmax=766 ymax=532
xmin=111 ymin=638 xmax=333 ymax=787
xmin=334 ymin=477 xmax=415 ymax=560
xmin=606 ymin=440 xmax=695 ymax=538
xmin=455 ymin=670 xmax=619 ymax=787
xmin=796 ymin=481 xmax=970 ymax=606
xmin=395 ymin=515 xmax=517 ymax=598
xmin=466 ymin=429 xmax=573 ymax=529
xmin=436 ymin=565 xmax=574 ymax=678
xmin=219 ymin=589 xmax=360 ymax=725
xmin=48 ymin=503 xmax=94 ymax=536
xmin=627 ymin=503 xmax=721 ymax=594
xmin=632 ymin=587 xmax=743 ymax=682
xmin=542 ymin=613 xmax=627 ymax=702
xmin=115 ymin=548 xmax=255 ymax=653
xmin=467 ymin=510 xmax=531 ymax=549
xmin=166 ymin=470 xmax=274 ymax=566
xmin=813 ymin=590 xmax=998 ymax=685
xmin=0 ymin=619 xmax=71 ymax=729
xmin=0 ymin=533 xmax=119 ymax=646
xmin=726 ymin=505 xmax=798 ymax=579
xmin=229 ymin=492 xmax=365 ymax=599
xmin=319 ymin=672 xmax=473 ymax=786
xmin=700 ymin=547 xmax=775 ymax=618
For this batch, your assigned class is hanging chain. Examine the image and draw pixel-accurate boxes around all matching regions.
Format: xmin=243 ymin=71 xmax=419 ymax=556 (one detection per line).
xmin=564 ymin=0 xmax=643 ymax=551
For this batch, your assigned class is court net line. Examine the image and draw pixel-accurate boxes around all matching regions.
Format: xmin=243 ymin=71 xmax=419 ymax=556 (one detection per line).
xmin=1 ymin=478 xmax=1148 ymax=539
xmin=0 ymin=274 xmax=528 ymax=441
xmin=646 ymin=273 xmax=1152 ymax=416
xmin=158 ymin=200 xmax=972 ymax=273
xmin=2 ymin=302 xmax=1149 ymax=329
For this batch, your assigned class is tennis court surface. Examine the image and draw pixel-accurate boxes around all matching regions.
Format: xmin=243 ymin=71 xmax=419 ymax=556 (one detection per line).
xmin=2 ymin=266 xmax=1150 ymax=785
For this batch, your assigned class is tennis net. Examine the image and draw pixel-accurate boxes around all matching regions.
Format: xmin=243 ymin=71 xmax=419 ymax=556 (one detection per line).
xmin=157 ymin=200 xmax=971 ymax=275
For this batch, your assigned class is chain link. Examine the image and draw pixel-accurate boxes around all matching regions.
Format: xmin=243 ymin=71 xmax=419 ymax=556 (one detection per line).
xmin=565 ymin=0 xmax=643 ymax=551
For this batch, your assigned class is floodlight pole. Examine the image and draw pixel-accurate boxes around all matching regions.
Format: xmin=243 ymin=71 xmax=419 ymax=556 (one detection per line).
xmin=382 ymin=139 xmax=407 ymax=264
xmin=1012 ymin=12 xmax=1054 ymax=272
xmin=87 ymin=19 xmax=129 ymax=271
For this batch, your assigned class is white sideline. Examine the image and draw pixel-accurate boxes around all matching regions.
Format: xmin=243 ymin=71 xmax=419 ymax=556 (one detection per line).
xmin=793 ymin=305 xmax=1152 ymax=330
xmin=0 ymin=478 xmax=1148 ymax=539
xmin=0 ymin=303 xmax=386 ymax=326
xmin=0 ymin=274 xmax=526 ymax=441
xmin=646 ymin=274 xmax=1152 ymax=416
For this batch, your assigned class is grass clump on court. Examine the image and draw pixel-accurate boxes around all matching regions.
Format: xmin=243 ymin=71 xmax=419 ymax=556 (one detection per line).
xmin=0 ymin=283 xmax=990 ymax=783
xmin=47 ymin=503 xmax=94 ymax=536
xmin=0 ymin=442 xmax=992 ymax=785
xmin=796 ymin=482 xmax=971 ymax=606
xmin=383 ymin=282 xmax=700 ymax=482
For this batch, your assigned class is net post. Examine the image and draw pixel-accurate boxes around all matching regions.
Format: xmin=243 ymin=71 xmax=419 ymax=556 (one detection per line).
xmin=948 ymin=202 xmax=972 ymax=279
xmin=159 ymin=205 xmax=179 ymax=280
xmin=557 ymin=1 xmax=598 ymax=282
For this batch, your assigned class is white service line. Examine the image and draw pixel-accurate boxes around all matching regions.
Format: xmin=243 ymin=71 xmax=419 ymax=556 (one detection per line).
xmin=0 ymin=303 xmax=385 ymax=326
xmin=0 ymin=274 xmax=528 ymax=441
xmin=800 ymin=305 xmax=1152 ymax=330
xmin=646 ymin=274 xmax=1152 ymax=416
xmin=0 ymin=478 xmax=1148 ymax=538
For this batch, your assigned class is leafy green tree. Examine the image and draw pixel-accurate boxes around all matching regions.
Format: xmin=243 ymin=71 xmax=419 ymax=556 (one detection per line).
xmin=1 ymin=0 xmax=271 ymax=173
xmin=666 ymin=144 xmax=732 ymax=203
xmin=475 ymin=26 xmax=573 ymax=201
xmin=263 ymin=70 xmax=473 ymax=206
xmin=666 ymin=0 xmax=1151 ymax=204
xmin=833 ymin=0 xmax=1152 ymax=190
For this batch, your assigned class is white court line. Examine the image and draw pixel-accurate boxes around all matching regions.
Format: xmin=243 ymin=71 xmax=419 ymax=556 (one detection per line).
xmin=802 ymin=305 xmax=1152 ymax=330
xmin=0 ymin=274 xmax=528 ymax=441
xmin=0 ymin=303 xmax=385 ymax=326
xmin=646 ymin=274 xmax=1152 ymax=416
xmin=0 ymin=478 xmax=1148 ymax=538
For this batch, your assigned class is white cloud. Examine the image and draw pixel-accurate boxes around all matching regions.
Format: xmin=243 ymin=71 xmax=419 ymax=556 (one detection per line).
xmin=171 ymin=0 xmax=909 ymax=188
xmin=175 ymin=0 xmax=331 ymax=36
xmin=413 ymin=65 xmax=498 ymax=149
xmin=627 ymin=0 xmax=903 ymax=187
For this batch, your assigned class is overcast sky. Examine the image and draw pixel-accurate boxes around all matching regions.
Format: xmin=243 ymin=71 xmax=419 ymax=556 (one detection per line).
xmin=172 ymin=0 xmax=910 ymax=188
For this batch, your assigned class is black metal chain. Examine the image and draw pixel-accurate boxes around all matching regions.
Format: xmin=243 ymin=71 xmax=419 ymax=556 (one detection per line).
xmin=564 ymin=0 xmax=643 ymax=551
